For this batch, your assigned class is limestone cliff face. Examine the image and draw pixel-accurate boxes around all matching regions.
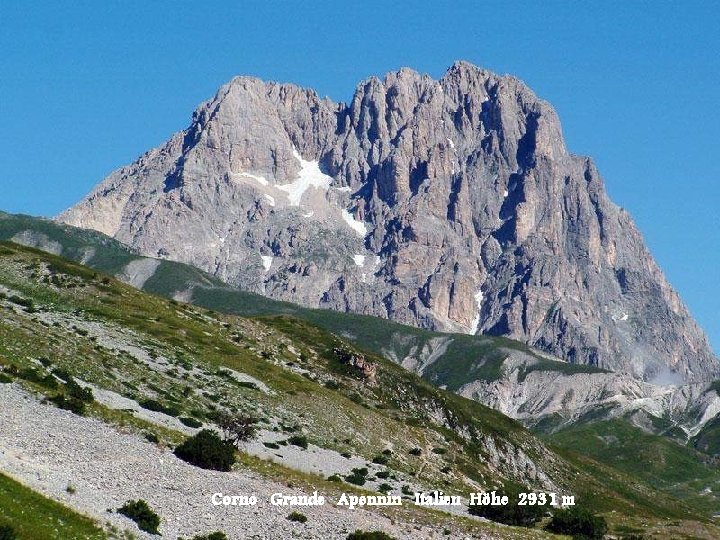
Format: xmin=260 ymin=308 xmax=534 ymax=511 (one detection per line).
xmin=59 ymin=61 xmax=718 ymax=382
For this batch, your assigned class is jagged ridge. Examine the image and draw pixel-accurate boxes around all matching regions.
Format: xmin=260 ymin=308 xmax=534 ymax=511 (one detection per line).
xmin=59 ymin=61 xmax=718 ymax=383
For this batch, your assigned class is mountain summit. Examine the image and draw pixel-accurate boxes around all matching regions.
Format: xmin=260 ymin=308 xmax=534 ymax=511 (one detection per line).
xmin=59 ymin=61 xmax=718 ymax=382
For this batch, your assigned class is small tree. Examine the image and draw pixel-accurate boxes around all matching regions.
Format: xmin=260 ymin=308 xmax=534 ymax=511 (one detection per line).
xmin=217 ymin=412 xmax=259 ymax=446
xmin=174 ymin=429 xmax=236 ymax=471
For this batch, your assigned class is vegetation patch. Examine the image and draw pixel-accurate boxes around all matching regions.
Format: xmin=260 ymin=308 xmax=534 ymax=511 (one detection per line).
xmin=174 ymin=429 xmax=236 ymax=471
xmin=118 ymin=499 xmax=161 ymax=535
xmin=0 ymin=473 xmax=104 ymax=539
xmin=546 ymin=506 xmax=608 ymax=539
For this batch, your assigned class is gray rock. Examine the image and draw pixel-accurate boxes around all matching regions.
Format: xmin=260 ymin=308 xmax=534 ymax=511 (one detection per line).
xmin=59 ymin=61 xmax=719 ymax=383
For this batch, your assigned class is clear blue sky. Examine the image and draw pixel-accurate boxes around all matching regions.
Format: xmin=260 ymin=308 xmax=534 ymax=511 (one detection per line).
xmin=1 ymin=1 xmax=718 ymax=351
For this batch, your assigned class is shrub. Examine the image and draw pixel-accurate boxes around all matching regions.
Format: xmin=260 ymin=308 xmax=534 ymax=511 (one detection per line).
xmin=179 ymin=416 xmax=203 ymax=428
xmin=378 ymin=483 xmax=392 ymax=493
xmin=431 ymin=447 xmax=446 ymax=455
xmin=408 ymin=447 xmax=422 ymax=456
xmin=376 ymin=470 xmax=390 ymax=479
xmin=144 ymin=432 xmax=160 ymax=444
xmin=8 ymin=295 xmax=33 ymax=309
xmin=0 ymin=373 xmax=13 ymax=384
xmin=52 ymin=367 xmax=73 ymax=382
xmin=287 ymin=511 xmax=307 ymax=523
xmin=346 ymin=531 xmax=396 ymax=540
xmin=0 ymin=524 xmax=17 ymax=540
xmin=263 ymin=442 xmax=280 ymax=449
xmin=17 ymin=367 xmax=57 ymax=388
xmin=118 ymin=499 xmax=160 ymax=535
xmin=288 ymin=435 xmax=308 ymax=449
xmin=324 ymin=379 xmax=341 ymax=390
xmin=345 ymin=467 xmax=369 ymax=486
xmin=546 ymin=506 xmax=608 ymax=539
xmin=180 ymin=533 xmax=228 ymax=540
xmin=468 ymin=485 xmax=544 ymax=528
xmin=140 ymin=398 xmax=180 ymax=417
xmin=49 ymin=394 xmax=86 ymax=415
xmin=327 ymin=474 xmax=342 ymax=482
xmin=174 ymin=429 xmax=236 ymax=471
xmin=65 ymin=379 xmax=94 ymax=402
xmin=372 ymin=455 xmax=389 ymax=465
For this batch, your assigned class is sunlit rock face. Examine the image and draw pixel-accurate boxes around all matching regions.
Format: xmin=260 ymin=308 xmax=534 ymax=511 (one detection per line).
xmin=60 ymin=61 xmax=718 ymax=382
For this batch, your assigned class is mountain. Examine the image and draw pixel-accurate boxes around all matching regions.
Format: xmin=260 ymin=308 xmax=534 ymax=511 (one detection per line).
xmin=2 ymin=239 xmax=720 ymax=539
xmin=59 ymin=61 xmax=718 ymax=384
xmin=7 ymin=211 xmax=720 ymax=443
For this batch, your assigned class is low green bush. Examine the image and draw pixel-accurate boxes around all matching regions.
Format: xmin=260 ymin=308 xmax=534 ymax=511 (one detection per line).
xmin=345 ymin=467 xmax=369 ymax=486
xmin=179 ymin=416 xmax=203 ymax=428
xmin=0 ymin=523 xmax=17 ymax=540
xmin=346 ymin=530 xmax=396 ymax=540
xmin=49 ymin=394 xmax=86 ymax=415
xmin=174 ymin=430 xmax=236 ymax=471
xmin=140 ymin=398 xmax=180 ymax=417
xmin=287 ymin=435 xmax=308 ymax=449
xmin=546 ymin=506 xmax=608 ymax=539
xmin=468 ymin=485 xmax=544 ymax=528
xmin=65 ymin=379 xmax=94 ymax=402
xmin=180 ymin=532 xmax=228 ymax=540
xmin=118 ymin=499 xmax=160 ymax=535
xmin=287 ymin=511 xmax=307 ymax=523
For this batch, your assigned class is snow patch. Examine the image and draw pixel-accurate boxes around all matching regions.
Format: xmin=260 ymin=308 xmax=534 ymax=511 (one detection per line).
xmin=260 ymin=255 xmax=273 ymax=271
xmin=264 ymin=194 xmax=276 ymax=206
xmin=341 ymin=210 xmax=367 ymax=237
xmin=503 ymin=190 xmax=509 ymax=198
xmin=303 ymin=210 xmax=314 ymax=218
xmin=470 ymin=289 xmax=484 ymax=333
xmin=276 ymin=148 xmax=332 ymax=206
xmin=353 ymin=254 xmax=365 ymax=267
xmin=447 ymin=138 xmax=455 ymax=150
xmin=334 ymin=186 xmax=352 ymax=193
xmin=239 ymin=172 xmax=268 ymax=186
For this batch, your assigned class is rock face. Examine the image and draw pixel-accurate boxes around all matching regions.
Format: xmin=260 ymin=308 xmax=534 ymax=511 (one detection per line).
xmin=59 ymin=61 xmax=718 ymax=382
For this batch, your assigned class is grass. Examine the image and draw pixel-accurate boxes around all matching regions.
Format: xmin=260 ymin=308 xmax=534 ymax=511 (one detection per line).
xmin=0 ymin=473 xmax=105 ymax=539
xmin=546 ymin=419 xmax=720 ymax=517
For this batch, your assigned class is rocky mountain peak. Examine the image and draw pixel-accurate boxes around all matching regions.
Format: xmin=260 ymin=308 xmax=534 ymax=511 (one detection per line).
xmin=59 ymin=61 xmax=719 ymax=383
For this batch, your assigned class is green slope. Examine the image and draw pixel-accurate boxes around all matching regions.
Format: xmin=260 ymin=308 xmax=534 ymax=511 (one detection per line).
xmin=0 ymin=212 xmax=606 ymax=392
xmin=0 ymin=473 xmax=105 ymax=540
xmin=0 ymin=241 xmax=718 ymax=539
xmin=546 ymin=419 xmax=720 ymax=517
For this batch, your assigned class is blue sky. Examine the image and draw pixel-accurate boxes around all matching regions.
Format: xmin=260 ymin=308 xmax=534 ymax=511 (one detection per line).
xmin=1 ymin=1 xmax=718 ymax=351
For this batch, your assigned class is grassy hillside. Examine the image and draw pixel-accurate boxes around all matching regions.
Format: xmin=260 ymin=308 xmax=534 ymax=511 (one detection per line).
xmin=0 ymin=212 xmax=606 ymax=391
xmin=1 ymin=241 xmax=719 ymax=539
xmin=0 ymin=473 xmax=105 ymax=540
xmin=546 ymin=419 xmax=720 ymax=517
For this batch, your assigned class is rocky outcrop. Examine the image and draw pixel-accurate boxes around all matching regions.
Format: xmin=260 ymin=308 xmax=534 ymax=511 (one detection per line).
xmin=59 ymin=61 xmax=718 ymax=383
